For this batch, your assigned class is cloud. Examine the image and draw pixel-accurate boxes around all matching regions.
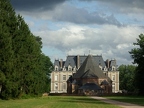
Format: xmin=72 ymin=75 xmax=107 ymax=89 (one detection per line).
xmin=33 ymin=24 xmax=143 ymax=65
xmin=10 ymin=0 xmax=144 ymax=65
xmin=52 ymin=5 xmax=122 ymax=25
xmin=10 ymin=0 xmax=66 ymax=11
xmin=82 ymin=0 xmax=144 ymax=13
xmin=11 ymin=0 xmax=144 ymax=25
xmin=15 ymin=3 xmax=122 ymax=26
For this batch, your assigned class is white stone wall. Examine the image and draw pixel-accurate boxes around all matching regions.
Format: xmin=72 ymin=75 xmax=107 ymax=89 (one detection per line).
xmin=107 ymin=71 xmax=119 ymax=93
xmin=50 ymin=71 xmax=74 ymax=93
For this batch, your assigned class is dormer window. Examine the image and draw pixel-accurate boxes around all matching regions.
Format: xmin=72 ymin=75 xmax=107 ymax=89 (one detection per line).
xmin=99 ymin=65 xmax=102 ymax=70
xmin=56 ymin=68 xmax=58 ymax=71
xmin=71 ymin=66 xmax=76 ymax=71
xmin=68 ymin=68 xmax=71 ymax=71
xmin=68 ymin=65 xmax=72 ymax=71
xmin=112 ymin=66 xmax=115 ymax=71
xmin=113 ymin=68 xmax=115 ymax=71
xmin=103 ymin=66 xmax=107 ymax=71
xmin=55 ymin=66 xmax=59 ymax=71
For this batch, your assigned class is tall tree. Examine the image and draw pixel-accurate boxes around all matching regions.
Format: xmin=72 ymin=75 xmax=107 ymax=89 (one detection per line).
xmin=40 ymin=54 xmax=53 ymax=92
xmin=129 ymin=34 xmax=144 ymax=95
xmin=0 ymin=0 xmax=20 ymax=99
xmin=118 ymin=65 xmax=136 ymax=92
xmin=0 ymin=0 xmax=53 ymax=99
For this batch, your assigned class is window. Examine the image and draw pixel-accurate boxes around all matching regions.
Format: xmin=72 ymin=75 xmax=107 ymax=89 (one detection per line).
xmin=112 ymin=75 xmax=115 ymax=81
xmin=68 ymin=65 xmax=72 ymax=71
xmin=63 ymin=75 xmax=66 ymax=80
xmin=112 ymin=84 xmax=115 ymax=92
xmin=113 ymin=68 xmax=115 ymax=71
xmin=63 ymin=83 xmax=66 ymax=90
xmin=55 ymin=75 xmax=58 ymax=81
xmin=68 ymin=68 xmax=71 ymax=71
xmin=55 ymin=83 xmax=58 ymax=90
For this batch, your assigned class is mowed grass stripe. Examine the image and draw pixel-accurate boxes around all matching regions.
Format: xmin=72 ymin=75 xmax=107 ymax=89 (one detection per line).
xmin=105 ymin=96 xmax=144 ymax=106
xmin=0 ymin=96 xmax=120 ymax=108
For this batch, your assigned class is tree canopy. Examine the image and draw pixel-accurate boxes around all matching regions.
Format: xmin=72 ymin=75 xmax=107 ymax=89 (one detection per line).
xmin=129 ymin=34 xmax=144 ymax=95
xmin=118 ymin=64 xmax=136 ymax=92
xmin=0 ymin=0 xmax=53 ymax=99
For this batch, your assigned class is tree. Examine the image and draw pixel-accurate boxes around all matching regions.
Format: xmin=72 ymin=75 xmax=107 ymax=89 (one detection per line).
xmin=39 ymin=54 xmax=53 ymax=92
xmin=129 ymin=34 xmax=144 ymax=95
xmin=0 ymin=0 xmax=20 ymax=99
xmin=0 ymin=0 xmax=53 ymax=99
xmin=118 ymin=64 xmax=136 ymax=92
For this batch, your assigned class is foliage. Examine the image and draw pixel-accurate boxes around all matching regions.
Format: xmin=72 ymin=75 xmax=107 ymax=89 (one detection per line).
xmin=118 ymin=64 xmax=136 ymax=92
xmin=0 ymin=0 xmax=53 ymax=99
xmin=129 ymin=34 xmax=144 ymax=95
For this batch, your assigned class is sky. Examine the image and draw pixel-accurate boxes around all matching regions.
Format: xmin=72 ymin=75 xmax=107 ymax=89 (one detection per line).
xmin=10 ymin=0 xmax=144 ymax=66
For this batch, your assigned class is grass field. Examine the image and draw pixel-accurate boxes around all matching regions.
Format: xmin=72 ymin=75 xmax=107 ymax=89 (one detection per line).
xmin=105 ymin=96 xmax=144 ymax=106
xmin=0 ymin=96 xmax=120 ymax=108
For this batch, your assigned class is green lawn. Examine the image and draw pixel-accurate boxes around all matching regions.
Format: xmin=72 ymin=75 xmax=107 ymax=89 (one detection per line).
xmin=105 ymin=96 xmax=144 ymax=106
xmin=0 ymin=96 xmax=120 ymax=108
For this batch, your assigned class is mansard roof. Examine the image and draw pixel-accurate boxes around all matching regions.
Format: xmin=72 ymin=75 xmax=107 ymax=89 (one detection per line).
xmin=63 ymin=55 xmax=106 ymax=68
xmin=73 ymin=55 xmax=106 ymax=79
xmin=64 ymin=56 xmax=77 ymax=67
xmin=109 ymin=59 xmax=116 ymax=67
xmin=54 ymin=60 xmax=60 ymax=67
xmin=53 ymin=55 xmax=117 ymax=71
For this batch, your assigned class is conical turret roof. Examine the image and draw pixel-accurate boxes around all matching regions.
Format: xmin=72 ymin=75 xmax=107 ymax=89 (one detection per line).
xmin=73 ymin=55 xmax=106 ymax=79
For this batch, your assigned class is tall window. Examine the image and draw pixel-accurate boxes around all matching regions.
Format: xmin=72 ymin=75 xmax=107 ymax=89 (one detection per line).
xmin=63 ymin=75 xmax=66 ymax=80
xmin=63 ymin=83 xmax=66 ymax=90
xmin=112 ymin=84 xmax=115 ymax=92
xmin=55 ymin=83 xmax=58 ymax=90
xmin=55 ymin=75 xmax=58 ymax=81
xmin=112 ymin=75 xmax=115 ymax=81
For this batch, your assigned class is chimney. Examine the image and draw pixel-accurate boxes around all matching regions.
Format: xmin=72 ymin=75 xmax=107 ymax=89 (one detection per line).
xmin=77 ymin=55 xmax=80 ymax=69
xmin=107 ymin=59 xmax=109 ymax=69
xmin=60 ymin=59 xmax=63 ymax=68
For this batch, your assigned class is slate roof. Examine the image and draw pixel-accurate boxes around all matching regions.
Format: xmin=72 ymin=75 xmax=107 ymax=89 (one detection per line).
xmin=109 ymin=60 xmax=116 ymax=67
xmin=53 ymin=55 xmax=117 ymax=71
xmin=80 ymin=69 xmax=98 ymax=78
xmin=54 ymin=60 xmax=60 ymax=67
xmin=78 ymin=83 xmax=103 ymax=90
xmin=73 ymin=55 xmax=106 ymax=79
xmin=63 ymin=55 xmax=106 ymax=68
xmin=64 ymin=56 xmax=77 ymax=68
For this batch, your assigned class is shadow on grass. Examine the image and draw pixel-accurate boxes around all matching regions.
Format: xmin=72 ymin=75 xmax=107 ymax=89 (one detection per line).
xmin=59 ymin=96 xmax=110 ymax=105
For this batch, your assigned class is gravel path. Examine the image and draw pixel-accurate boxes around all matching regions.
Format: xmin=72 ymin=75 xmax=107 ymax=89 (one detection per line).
xmin=90 ymin=96 xmax=144 ymax=108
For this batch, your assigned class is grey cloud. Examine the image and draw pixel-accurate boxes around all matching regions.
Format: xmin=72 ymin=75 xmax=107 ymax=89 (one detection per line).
xmin=51 ymin=5 xmax=122 ymax=26
xmin=81 ymin=0 xmax=144 ymax=13
xmin=10 ymin=0 xmax=66 ymax=11
xmin=99 ymin=0 xmax=144 ymax=8
xmin=11 ymin=0 xmax=122 ymax=26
